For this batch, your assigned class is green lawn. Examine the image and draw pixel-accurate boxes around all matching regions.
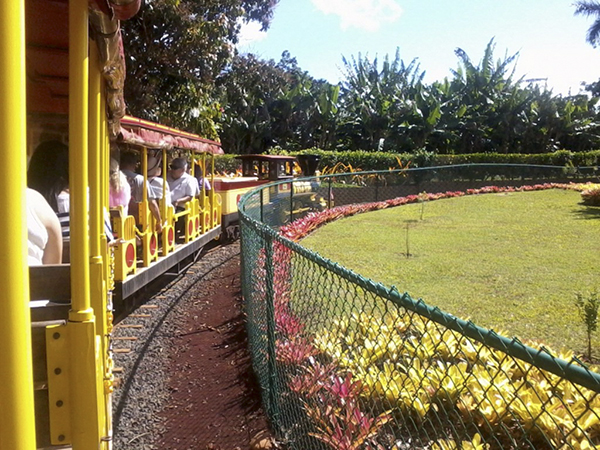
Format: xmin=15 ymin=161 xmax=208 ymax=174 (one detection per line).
xmin=301 ymin=189 xmax=600 ymax=356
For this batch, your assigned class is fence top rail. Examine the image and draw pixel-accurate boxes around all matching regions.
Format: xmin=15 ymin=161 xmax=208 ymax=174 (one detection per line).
xmin=239 ymin=162 xmax=598 ymax=193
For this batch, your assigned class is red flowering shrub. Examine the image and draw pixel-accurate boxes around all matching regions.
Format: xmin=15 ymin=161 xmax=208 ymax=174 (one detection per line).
xmin=280 ymin=182 xmax=588 ymax=243
xmin=581 ymin=187 xmax=600 ymax=206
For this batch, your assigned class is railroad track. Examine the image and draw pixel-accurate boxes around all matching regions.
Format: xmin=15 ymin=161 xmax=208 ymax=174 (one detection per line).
xmin=111 ymin=242 xmax=241 ymax=449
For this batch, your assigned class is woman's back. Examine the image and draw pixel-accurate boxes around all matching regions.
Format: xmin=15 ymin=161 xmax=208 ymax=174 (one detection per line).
xmin=26 ymin=188 xmax=62 ymax=265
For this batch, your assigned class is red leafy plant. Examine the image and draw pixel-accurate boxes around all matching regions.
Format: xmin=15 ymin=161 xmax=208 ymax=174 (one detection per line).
xmin=288 ymin=359 xmax=338 ymax=397
xmin=305 ymin=372 xmax=392 ymax=450
xmin=276 ymin=336 xmax=317 ymax=365
xmin=581 ymin=187 xmax=600 ymax=206
xmin=275 ymin=305 xmax=305 ymax=336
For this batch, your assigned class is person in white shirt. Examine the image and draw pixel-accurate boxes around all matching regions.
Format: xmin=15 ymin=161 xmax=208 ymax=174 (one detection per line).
xmin=120 ymin=151 xmax=145 ymax=204
xmin=121 ymin=152 xmax=167 ymax=233
xmin=27 ymin=188 xmax=62 ymax=265
xmin=147 ymin=156 xmax=171 ymax=205
xmin=167 ymin=157 xmax=199 ymax=212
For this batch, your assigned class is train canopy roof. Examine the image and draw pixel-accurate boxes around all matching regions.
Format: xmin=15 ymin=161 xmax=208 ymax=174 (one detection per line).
xmin=117 ymin=115 xmax=224 ymax=154
xmin=27 ymin=0 xmax=140 ymax=134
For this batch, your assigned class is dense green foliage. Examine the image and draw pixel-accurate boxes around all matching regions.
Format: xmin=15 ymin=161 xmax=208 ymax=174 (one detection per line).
xmin=122 ymin=4 xmax=600 ymax=156
xmin=215 ymin=51 xmax=340 ymax=153
xmin=121 ymin=0 xmax=279 ymax=140
xmin=213 ymin=149 xmax=600 ymax=174
xmin=217 ymin=41 xmax=600 ymax=155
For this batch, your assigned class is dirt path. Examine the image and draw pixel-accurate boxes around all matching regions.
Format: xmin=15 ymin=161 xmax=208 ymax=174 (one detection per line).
xmin=155 ymin=253 xmax=273 ymax=449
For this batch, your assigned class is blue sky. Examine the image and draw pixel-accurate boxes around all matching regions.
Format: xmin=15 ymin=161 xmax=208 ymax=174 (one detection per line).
xmin=237 ymin=0 xmax=600 ymax=96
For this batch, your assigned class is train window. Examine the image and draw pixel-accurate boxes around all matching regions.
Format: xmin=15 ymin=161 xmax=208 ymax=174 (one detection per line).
xmin=284 ymin=162 xmax=293 ymax=176
xmin=259 ymin=161 xmax=269 ymax=180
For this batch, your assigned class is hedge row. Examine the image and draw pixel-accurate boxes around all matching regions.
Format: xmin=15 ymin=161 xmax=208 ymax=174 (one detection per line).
xmin=213 ymin=149 xmax=600 ymax=174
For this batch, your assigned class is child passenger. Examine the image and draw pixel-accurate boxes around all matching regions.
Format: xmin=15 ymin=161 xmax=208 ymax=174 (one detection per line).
xmin=109 ymin=158 xmax=131 ymax=215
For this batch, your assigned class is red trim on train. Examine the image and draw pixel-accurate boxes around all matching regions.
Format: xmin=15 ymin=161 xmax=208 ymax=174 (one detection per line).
xmin=213 ymin=178 xmax=269 ymax=191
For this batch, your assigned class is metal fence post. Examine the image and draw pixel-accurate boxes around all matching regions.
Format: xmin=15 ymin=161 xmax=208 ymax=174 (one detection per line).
xmin=328 ymin=176 xmax=333 ymax=209
xmin=264 ymin=233 xmax=280 ymax=428
xmin=375 ymin=175 xmax=380 ymax=202
xmin=289 ymin=182 xmax=294 ymax=223
xmin=260 ymin=190 xmax=264 ymax=223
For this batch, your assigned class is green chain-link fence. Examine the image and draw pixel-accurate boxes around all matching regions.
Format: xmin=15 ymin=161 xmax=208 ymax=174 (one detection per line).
xmin=239 ymin=164 xmax=600 ymax=450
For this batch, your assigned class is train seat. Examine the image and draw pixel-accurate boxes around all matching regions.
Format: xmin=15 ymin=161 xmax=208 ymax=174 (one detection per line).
xmin=29 ymin=264 xmax=71 ymax=449
xmin=179 ymin=198 xmax=201 ymax=243
xmin=110 ymin=207 xmax=137 ymax=281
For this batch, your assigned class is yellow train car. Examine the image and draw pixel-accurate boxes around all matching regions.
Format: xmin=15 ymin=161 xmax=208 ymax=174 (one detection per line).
xmin=113 ymin=116 xmax=223 ymax=304
xmin=0 ymin=1 xmax=222 ymax=449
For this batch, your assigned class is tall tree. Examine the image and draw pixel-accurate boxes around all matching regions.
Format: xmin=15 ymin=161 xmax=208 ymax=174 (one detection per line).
xmin=574 ymin=1 xmax=600 ymax=47
xmin=338 ymin=49 xmax=425 ymax=151
xmin=120 ymin=0 xmax=279 ymax=138
xmin=444 ymin=39 xmax=524 ymax=153
xmin=216 ymin=53 xmax=289 ymax=153
xmin=216 ymin=51 xmax=340 ymax=153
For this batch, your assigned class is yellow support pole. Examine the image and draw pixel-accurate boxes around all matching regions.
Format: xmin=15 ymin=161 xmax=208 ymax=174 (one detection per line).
xmin=140 ymin=148 xmax=156 ymax=266
xmin=201 ymin=153 xmax=207 ymax=208
xmin=101 ymin=94 xmax=109 ymax=212
xmin=141 ymin=147 xmax=148 ymax=226
xmin=68 ymin=1 xmax=101 ymax=448
xmin=88 ymin=42 xmax=110 ymax=446
xmin=69 ymin=0 xmax=92 ymax=317
xmin=161 ymin=148 xmax=167 ymax=224
xmin=0 ymin=1 xmax=37 ymax=449
xmin=99 ymin=73 xmax=111 ymax=290
xmin=89 ymin=42 xmax=104 ymax=305
xmin=210 ymin=154 xmax=216 ymax=228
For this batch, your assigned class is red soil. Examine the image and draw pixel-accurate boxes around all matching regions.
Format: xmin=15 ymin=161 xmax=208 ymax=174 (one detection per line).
xmin=156 ymin=254 xmax=274 ymax=450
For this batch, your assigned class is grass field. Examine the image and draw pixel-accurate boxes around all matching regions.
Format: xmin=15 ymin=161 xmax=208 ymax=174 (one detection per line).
xmin=301 ymin=189 xmax=600 ymax=357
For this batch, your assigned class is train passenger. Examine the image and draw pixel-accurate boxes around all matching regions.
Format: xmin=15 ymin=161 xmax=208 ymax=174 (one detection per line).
xmin=27 ymin=140 xmax=70 ymax=241
xmin=109 ymin=158 xmax=131 ymax=215
xmin=167 ymin=157 xmax=199 ymax=212
xmin=29 ymin=141 xmax=115 ymax=254
xmin=120 ymin=151 xmax=144 ymax=203
xmin=147 ymin=156 xmax=170 ymax=232
xmin=121 ymin=152 xmax=163 ymax=232
xmin=27 ymin=188 xmax=63 ymax=265
xmin=194 ymin=162 xmax=211 ymax=192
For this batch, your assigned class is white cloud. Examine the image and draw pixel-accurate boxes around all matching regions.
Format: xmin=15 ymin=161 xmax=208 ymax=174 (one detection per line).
xmin=237 ymin=21 xmax=268 ymax=48
xmin=311 ymin=0 xmax=403 ymax=32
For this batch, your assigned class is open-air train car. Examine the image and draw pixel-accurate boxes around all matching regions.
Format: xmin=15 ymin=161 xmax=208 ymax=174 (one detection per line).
xmin=113 ymin=115 xmax=223 ymax=304
xmin=0 ymin=1 xmax=222 ymax=449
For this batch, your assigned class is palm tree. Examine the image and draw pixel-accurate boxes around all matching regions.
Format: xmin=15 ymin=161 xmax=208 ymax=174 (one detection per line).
xmin=574 ymin=1 xmax=600 ymax=47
